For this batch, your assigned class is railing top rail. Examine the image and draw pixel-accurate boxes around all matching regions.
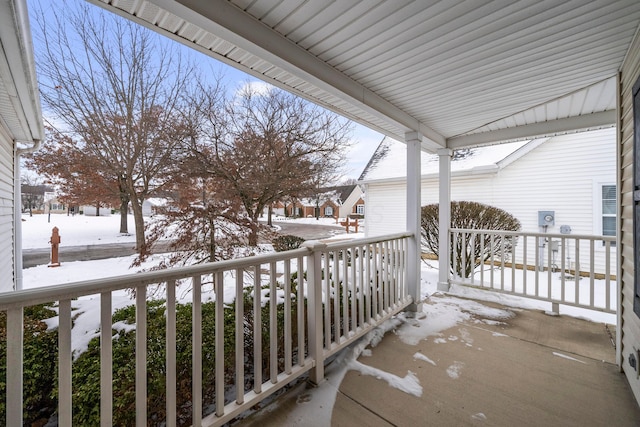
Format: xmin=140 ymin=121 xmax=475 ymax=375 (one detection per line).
xmin=449 ymin=228 xmax=616 ymax=242
xmin=323 ymin=232 xmax=412 ymax=251
xmin=0 ymin=247 xmax=308 ymax=310
xmin=0 ymin=232 xmax=414 ymax=310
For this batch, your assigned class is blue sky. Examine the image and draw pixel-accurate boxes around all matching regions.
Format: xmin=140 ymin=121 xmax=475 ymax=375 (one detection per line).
xmin=29 ymin=0 xmax=383 ymax=181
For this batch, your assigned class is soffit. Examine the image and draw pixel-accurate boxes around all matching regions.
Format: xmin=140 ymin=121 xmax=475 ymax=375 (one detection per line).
xmin=91 ymin=0 xmax=640 ymax=151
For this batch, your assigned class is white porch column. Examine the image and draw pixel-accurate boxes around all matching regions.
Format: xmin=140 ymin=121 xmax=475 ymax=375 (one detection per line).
xmin=405 ymin=131 xmax=422 ymax=311
xmin=438 ymin=148 xmax=452 ymax=291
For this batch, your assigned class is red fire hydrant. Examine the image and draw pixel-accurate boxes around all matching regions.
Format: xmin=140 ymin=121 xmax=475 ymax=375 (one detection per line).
xmin=49 ymin=226 xmax=61 ymax=268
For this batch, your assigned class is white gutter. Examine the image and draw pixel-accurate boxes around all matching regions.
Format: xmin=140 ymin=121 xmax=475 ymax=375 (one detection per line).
xmin=14 ymin=141 xmax=42 ymax=291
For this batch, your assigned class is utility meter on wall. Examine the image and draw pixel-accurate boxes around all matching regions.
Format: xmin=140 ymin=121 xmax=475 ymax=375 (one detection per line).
xmin=538 ymin=210 xmax=555 ymax=227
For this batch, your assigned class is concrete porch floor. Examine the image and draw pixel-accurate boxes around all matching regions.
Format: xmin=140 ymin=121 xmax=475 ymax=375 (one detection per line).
xmin=238 ymin=296 xmax=640 ymax=426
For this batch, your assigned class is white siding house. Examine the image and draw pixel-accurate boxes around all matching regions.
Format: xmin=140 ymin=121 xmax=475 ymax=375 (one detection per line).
xmin=0 ymin=1 xmax=44 ymax=292
xmin=361 ymin=128 xmax=617 ymax=273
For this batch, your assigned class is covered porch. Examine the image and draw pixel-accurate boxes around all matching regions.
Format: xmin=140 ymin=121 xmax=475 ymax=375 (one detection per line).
xmin=4 ymin=0 xmax=640 ymax=425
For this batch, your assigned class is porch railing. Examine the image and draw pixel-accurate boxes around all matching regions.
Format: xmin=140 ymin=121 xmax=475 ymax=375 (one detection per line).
xmin=448 ymin=228 xmax=616 ymax=314
xmin=1 ymin=232 xmax=412 ymax=427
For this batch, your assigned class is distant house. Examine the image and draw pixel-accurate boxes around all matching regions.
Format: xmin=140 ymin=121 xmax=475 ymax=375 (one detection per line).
xmin=43 ymin=193 xmax=67 ymax=215
xmin=273 ymin=184 xmax=364 ymax=219
xmin=359 ymin=127 xmax=616 ymax=272
xmin=21 ymin=184 xmax=54 ymax=214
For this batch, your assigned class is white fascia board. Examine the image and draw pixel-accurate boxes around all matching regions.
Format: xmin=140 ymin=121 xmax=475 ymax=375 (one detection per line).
xmin=0 ymin=0 xmax=44 ymax=144
xmin=447 ymin=110 xmax=616 ymax=149
xmin=497 ymin=138 xmax=549 ymax=169
xmin=154 ymin=0 xmax=446 ymax=149
xmin=359 ymin=164 xmax=499 ymax=186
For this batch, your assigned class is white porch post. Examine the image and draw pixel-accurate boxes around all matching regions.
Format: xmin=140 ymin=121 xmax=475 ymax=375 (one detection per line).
xmin=438 ymin=148 xmax=452 ymax=291
xmin=405 ymin=131 xmax=422 ymax=311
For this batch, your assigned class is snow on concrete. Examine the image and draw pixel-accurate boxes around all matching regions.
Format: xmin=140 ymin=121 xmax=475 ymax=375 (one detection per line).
xmin=446 ymin=361 xmax=465 ymax=379
xmin=413 ymin=352 xmax=437 ymax=366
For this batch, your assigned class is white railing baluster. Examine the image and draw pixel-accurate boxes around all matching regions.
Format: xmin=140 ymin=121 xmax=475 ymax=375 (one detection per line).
xmin=342 ymin=249 xmax=349 ymax=337
xmin=193 ymin=275 xmax=203 ymax=425
xmin=350 ymin=247 xmax=357 ymax=331
xmin=606 ymin=240 xmax=612 ymax=310
xmin=366 ymin=244 xmax=372 ymax=323
xmin=165 ymin=282 xmax=176 ymax=427
xmin=324 ymin=252 xmax=331 ymax=349
xmin=590 ymin=239 xmax=595 ymax=307
xmin=480 ymin=233 xmax=485 ymax=286
xmin=6 ymin=308 xmax=23 ymax=426
xmin=561 ymin=237 xmax=566 ymax=301
xmin=522 ymin=235 xmax=527 ymax=293
xmin=297 ymin=255 xmax=305 ymax=366
xmin=283 ymin=261 xmax=292 ymax=375
xmin=269 ymin=262 xmax=278 ymax=384
xmin=253 ymin=265 xmax=262 ymax=392
xmin=333 ymin=249 xmax=340 ymax=342
xmin=59 ymin=299 xmax=72 ymax=426
xmin=101 ymin=292 xmax=113 ymax=427
xmin=574 ymin=238 xmax=580 ymax=305
xmin=236 ymin=269 xmax=245 ymax=404
xmin=500 ymin=236 xmax=506 ymax=291
xmin=136 ymin=286 xmax=147 ymax=427
xmin=215 ymin=271 xmax=224 ymax=418
xmin=358 ymin=244 xmax=365 ymax=328
xmin=547 ymin=238 xmax=552 ymax=299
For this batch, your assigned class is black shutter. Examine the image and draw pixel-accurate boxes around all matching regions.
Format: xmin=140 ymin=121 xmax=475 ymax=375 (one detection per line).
xmin=633 ymin=74 xmax=640 ymax=316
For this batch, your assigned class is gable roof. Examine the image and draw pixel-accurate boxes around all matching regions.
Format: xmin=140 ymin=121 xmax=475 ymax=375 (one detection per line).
xmin=92 ymin=1 xmax=640 ymax=151
xmin=359 ymin=136 xmax=546 ymax=183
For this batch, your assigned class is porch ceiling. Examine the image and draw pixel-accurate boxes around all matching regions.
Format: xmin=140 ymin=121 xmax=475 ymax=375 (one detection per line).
xmin=90 ymin=0 xmax=640 ymax=151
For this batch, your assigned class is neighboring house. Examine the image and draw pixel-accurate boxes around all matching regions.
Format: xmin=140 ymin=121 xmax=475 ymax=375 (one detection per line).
xmin=360 ymin=128 xmax=616 ymax=273
xmin=142 ymin=198 xmax=166 ymax=216
xmin=274 ymin=185 xmax=364 ymax=219
xmin=43 ymin=193 xmax=67 ymax=215
xmin=287 ymin=196 xmax=339 ymax=218
xmin=0 ymin=1 xmax=44 ymax=292
xmin=21 ymin=184 xmax=53 ymax=214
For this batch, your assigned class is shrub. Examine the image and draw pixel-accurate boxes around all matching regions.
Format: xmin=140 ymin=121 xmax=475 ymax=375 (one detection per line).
xmin=272 ymin=234 xmax=305 ymax=252
xmin=421 ymin=201 xmax=521 ymax=278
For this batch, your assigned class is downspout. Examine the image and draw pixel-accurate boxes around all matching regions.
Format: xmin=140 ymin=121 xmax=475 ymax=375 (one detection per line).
xmin=14 ymin=139 xmax=41 ymax=291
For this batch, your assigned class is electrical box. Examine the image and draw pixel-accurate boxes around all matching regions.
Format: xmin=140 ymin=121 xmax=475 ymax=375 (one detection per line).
xmin=560 ymin=225 xmax=571 ymax=234
xmin=538 ymin=210 xmax=555 ymax=227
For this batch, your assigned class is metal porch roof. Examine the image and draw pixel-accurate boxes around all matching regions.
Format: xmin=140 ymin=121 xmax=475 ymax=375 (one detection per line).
xmin=90 ymin=0 xmax=640 ymax=152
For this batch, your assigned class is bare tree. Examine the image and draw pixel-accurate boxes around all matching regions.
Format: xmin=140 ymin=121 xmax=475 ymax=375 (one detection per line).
xmin=191 ymin=84 xmax=353 ymax=246
xmin=32 ymin=1 xmax=195 ymax=252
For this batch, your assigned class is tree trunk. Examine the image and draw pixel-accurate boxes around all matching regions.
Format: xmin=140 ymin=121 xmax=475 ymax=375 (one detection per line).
xmin=208 ymin=217 xmax=215 ymax=262
xmin=248 ymin=219 xmax=259 ymax=247
xmin=129 ymin=197 xmax=147 ymax=253
xmin=267 ymin=205 xmax=273 ymax=227
xmin=96 ymin=203 xmax=100 ymax=217
xmin=119 ymin=199 xmax=129 ymax=234
xmin=118 ymin=175 xmax=130 ymax=233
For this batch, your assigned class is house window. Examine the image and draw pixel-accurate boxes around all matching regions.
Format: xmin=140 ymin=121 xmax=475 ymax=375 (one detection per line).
xmin=356 ymin=204 xmax=364 ymax=215
xmin=324 ymin=206 xmax=333 ymax=217
xmin=602 ymin=185 xmax=616 ymax=239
